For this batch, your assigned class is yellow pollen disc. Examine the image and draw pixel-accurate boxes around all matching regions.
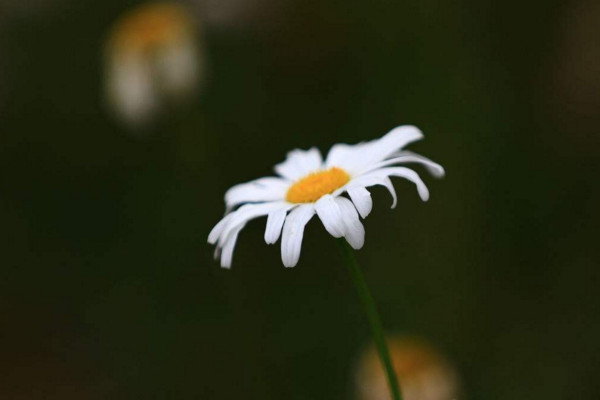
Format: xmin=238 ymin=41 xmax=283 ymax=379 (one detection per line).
xmin=108 ymin=3 xmax=193 ymax=54
xmin=286 ymin=167 xmax=350 ymax=203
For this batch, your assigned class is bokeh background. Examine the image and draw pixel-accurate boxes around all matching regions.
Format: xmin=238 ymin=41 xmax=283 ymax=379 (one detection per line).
xmin=1 ymin=0 xmax=599 ymax=398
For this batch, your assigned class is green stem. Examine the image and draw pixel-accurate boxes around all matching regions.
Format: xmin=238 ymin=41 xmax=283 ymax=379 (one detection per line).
xmin=336 ymin=238 xmax=402 ymax=400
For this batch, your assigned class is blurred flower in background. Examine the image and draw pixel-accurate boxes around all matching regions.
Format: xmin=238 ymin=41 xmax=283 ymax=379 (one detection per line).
xmin=354 ymin=335 xmax=459 ymax=400
xmin=104 ymin=1 xmax=205 ymax=129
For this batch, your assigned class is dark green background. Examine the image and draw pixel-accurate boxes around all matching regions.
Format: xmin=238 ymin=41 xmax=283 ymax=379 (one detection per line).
xmin=1 ymin=0 xmax=598 ymax=398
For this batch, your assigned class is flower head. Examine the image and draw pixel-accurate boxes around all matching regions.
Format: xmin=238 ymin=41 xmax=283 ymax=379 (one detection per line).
xmin=208 ymin=126 xmax=444 ymax=268
xmin=104 ymin=2 xmax=204 ymax=128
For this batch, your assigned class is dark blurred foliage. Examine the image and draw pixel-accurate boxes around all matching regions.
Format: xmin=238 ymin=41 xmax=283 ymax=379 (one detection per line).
xmin=1 ymin=0 xmax=599 ymax=399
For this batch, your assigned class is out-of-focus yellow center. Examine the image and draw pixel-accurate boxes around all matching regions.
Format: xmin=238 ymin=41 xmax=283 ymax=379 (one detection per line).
xmin=108 ymin=3 xmax=192 ymax=54
xmin=286 ymin=167 xmax=350 ymax=203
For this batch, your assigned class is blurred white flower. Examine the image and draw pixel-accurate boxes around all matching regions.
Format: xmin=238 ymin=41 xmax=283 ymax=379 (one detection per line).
xmin=355 ymin=336 xmax=460 ymax=400
xmin=104 ymin=2 xmax=205 ymax=128
xmin=208 ymin=126 xmax=444 ymax=268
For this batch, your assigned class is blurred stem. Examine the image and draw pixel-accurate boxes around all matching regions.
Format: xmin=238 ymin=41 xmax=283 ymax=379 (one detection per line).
xmin=336 ymin=238 xmax=402 ymax=400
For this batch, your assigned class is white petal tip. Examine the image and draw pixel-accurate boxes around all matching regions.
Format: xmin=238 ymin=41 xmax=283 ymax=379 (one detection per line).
xmin=282 ymin=258 xmax=297 ymax=267
xmin=388 ymin=125 xmax=424 ymax=143
xmin=220 ymin=263 xmax=232 ymax=269
xmin=207 ymin=233 xmax=219 ymax=245
xmin=348 ymin=240 xmax=364 ymax=250
xmin=264 ymin=234 xmax=274 ymax=245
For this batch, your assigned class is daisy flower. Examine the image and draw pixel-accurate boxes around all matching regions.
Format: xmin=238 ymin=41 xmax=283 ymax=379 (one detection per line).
xmin=208 ymin=125 xmax=444 ymax=268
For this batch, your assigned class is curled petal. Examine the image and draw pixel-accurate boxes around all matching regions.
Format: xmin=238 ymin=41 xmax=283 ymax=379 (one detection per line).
xmin=344 ymin=174 xmax=397 ymax=208
xmin=382 ymin=167 xmax=430 ymax=201
xmin=335 ymin=197 xmax=365 ymax=249
xmin=220 ymin=224 xmax=245 ymax=268
xmin=281 ymin=204 xmax=315 ymax=267
xmin=315 ymin=194 xmax=345 ymax=238
xmin=347 ymin=186 xmax=372 ymax=218
xmin=264 ymin=206 xmax=294 ymax=244
xmin=365 ymin=150 xmax=445 ymax=178
xmin=208 ymin=213 xmax=233 ymax=244
xmin=218 ymin=202 xmax=289 ymax=247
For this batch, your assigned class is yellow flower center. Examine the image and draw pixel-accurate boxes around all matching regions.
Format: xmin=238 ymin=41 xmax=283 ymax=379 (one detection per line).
xmin=109 ymin=3 xmax=192 ymax=54
xmin=286 ymin=167 xmax=350 ymax=203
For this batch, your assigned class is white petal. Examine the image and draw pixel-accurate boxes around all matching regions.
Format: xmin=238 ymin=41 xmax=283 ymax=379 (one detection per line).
xmin=354 ymin=126 xmax=424 ymax=173
xmin=347 ymin=186 xmax=372 ymax=218
xmin=366 ymin=150 xmax=445 ymax=178
xmin=264 ymin=205 xmax=295 ymax=244
xmin=325 ymin=142 xmax=366 ymax=169
xmin=345 ymin=174 xmax=397 ymax=208
xmin=354 ymin=167 xmax=429 ymax=202
xmin=326 ymin=125 xmax=424 ymax=174
xmin=314 ymin=194 xmax=345 ymax=238
xmin=335 ymin=197 xmax=365 ymax=249
xmin=218 ymin=202 xmax=288 ymax=248
xmin=225 ymin=177 xmax=288 ymax=210
xmin=381 ymin=177 xmax=398 ymax=208
xmin=280 ymin=204 xmax=315 ymax=267
xmin=370 ymin=125 xmax=424 ymax=158
xmin=274 ymin=147 xmax=323 ymax=181
xmin=208 ymin=213 xmax=233 ymax=244
xmin=383 ymin=167 xmax=430 ymax=201
xmin=213 ymin=202 xmax=291 ymax=268
xmin=220 ymin=224 xmax=244 ymax=268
